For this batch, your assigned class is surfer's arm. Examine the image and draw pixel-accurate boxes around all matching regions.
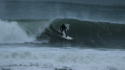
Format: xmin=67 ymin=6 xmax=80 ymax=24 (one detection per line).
xmin=65 ymin=26 xmax=68 ymax=30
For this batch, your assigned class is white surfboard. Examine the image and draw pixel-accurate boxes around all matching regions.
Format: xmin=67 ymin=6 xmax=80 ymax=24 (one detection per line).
xmin=61 ymin=35 xmax=73 ymax=40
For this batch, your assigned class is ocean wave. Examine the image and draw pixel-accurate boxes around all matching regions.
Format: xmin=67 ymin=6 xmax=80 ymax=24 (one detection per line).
xmin=0 ymin=19 xmax=125 ymax=48
xmin=38 ymin=18 xmax=125 ymax=48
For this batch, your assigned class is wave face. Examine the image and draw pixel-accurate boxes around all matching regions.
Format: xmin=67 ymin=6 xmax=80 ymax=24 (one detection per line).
xmin=0 ymin=19 xmax=125 ymax=48
xmin=38 ymin=19 xmax=125 ymax=48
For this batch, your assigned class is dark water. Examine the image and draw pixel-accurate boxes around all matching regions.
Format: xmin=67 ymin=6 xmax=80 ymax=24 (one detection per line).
xmin=37 ymin=19 xmax=125 ymax=48
xmin=0 ymin=1 xmax=125 ymax=23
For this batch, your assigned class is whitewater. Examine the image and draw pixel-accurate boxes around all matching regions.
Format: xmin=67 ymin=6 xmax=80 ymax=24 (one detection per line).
xmin=0 ymin=46 xmax=125 ymax=70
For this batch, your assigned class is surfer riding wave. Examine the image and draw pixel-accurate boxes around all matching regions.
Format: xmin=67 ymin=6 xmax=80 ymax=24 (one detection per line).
xmin=60 ymin=24 xmax=68 ymax=37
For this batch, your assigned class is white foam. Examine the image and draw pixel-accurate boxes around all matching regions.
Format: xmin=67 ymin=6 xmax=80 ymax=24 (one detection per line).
xmin=0 ymin=66 xmax=53 ymax=70
xmin=19 ymin=20 xmax=51 ymax=37
xmin=0 ymin=20 xmax=34 ymax=43
xmin=0 ymin=47 xmax=125 ymax=70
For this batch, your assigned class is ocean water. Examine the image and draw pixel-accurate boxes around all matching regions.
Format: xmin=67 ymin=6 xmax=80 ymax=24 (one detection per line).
xmin=0 ymin=0 xmax=125 ymax=70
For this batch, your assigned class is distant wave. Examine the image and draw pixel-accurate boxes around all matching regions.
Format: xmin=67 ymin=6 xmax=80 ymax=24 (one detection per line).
xmin=0 ymin=1 xmax=125 ymax=23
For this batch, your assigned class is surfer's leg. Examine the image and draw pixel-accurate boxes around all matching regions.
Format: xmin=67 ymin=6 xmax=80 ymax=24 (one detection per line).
xmin=65 ymin=29 xmax=67 ymax=37
xmin=61 ymin=29 xmax=63 ymax=36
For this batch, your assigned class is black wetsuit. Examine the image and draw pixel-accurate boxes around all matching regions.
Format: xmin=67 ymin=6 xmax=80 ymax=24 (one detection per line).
xmin=60 ymin=24 xmax=68 ymax=37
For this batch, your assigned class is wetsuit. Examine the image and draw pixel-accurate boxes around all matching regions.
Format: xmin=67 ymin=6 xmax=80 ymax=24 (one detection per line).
xmin=60 ymin=24 xmax=68 ymax=37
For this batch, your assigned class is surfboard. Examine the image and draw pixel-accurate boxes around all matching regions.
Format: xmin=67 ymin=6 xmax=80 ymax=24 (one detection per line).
xmin=61 ymin=34 xmax=73 ymax=40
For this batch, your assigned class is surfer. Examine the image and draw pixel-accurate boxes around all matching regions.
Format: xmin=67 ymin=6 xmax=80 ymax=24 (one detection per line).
xmin=60 ymin=24 xmax=68 ymax=37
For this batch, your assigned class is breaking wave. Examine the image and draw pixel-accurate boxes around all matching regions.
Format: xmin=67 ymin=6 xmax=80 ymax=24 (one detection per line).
xmin=0 ymin=18 xmax=125 ymax=48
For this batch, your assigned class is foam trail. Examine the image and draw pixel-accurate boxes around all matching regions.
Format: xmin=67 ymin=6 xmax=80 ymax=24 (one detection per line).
xmin=0 ymin=47 xmax=125 ymax=70
xmin=0 ymin=20 xmax=34 ymax=43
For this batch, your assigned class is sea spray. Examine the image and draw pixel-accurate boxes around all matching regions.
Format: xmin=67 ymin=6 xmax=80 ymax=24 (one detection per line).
xmin=0 ymin=20 xmax=34 ymax=43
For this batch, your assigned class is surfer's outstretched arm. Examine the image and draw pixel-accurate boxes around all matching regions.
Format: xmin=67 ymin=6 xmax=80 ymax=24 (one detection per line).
xmin=64 ymin=25 xmax=67 ymax=30
xmin=66 ymin=27 xmax=68 ymax=31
